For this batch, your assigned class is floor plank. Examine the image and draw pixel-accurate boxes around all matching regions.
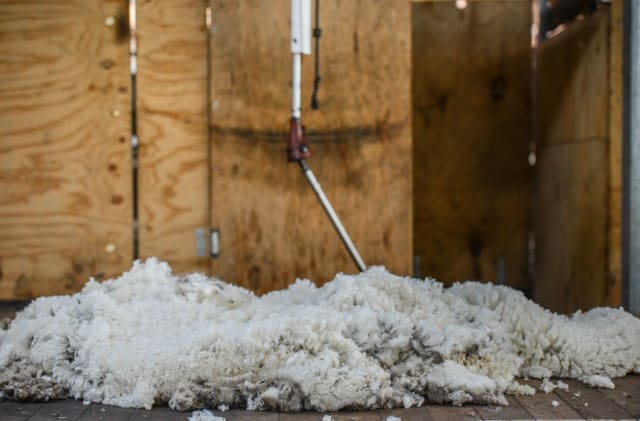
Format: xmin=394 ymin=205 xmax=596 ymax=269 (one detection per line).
xmin=473 ymin=396 xmax=531 ymax=420
xmin=129 ymin=406 xmax=191 ymax=421
xmin=512 ymin=380 xmax=582 ymax=420
xmin=29 ymin=399 xmax=89 ymax=421
xmin=324 ymin=411 xmax=382 ymax=421
xmin=216 ymin=409 xmax=279 ymax=420
xmin=379 ymin=406 xmax=432 ymax=421
xmin=280 ymin=412 xmax=333 ymax=420
xmin=426 ymin=405 xmax=480 ymax=421
xmin=0 ymin=400 xmax=44 ymax=421
xmin=75 ymin=403 xmax=134 ymax=421
xmin=600 ymin=375 xmax=640 ymax=418
xmin=553 ymin=379 xmax=632 ymax=419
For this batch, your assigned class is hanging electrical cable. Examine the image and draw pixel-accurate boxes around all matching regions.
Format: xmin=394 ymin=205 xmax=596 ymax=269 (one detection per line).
xmin=129 ymin=0 xmax=139 ymax=260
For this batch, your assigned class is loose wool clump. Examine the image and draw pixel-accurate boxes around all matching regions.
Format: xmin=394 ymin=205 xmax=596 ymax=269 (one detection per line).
xmin=0 ymin=258 xmax=639 ymax=411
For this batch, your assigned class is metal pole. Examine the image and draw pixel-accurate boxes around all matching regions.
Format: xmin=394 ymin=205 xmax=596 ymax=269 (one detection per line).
xmin=298 ymin=160 xmax=367 ymax=272
xmin=288 ymin=0 xmax=366 ymax=272
xmin=292 ymin=53 xmax=302 ymax=119
xmin=623 ymin=0 xmax=640 ymax=314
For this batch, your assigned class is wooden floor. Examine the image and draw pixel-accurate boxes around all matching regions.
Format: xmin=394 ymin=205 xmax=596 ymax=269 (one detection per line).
xmin=1 ymin=376 xmax=638 ymax=421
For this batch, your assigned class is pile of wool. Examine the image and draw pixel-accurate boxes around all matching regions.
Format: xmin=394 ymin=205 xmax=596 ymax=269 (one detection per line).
xmin=0 ymin=258 xmax=638 ymax=411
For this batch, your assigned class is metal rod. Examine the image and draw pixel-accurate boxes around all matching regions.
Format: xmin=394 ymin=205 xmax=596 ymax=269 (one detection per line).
xmin=292 ymin=53 xmax=302 ymax=119
xmin=299 ymin=159 xmax=367 ymax=272
xmin=623 ymin=0 xmax=640 ymax=314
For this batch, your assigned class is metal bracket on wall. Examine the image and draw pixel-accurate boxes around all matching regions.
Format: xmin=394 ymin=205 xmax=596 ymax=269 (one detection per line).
xmin=210 ymin=228 xmax=220 ymax=257
xmin=195 ymin=228 xmax=206 ymax=257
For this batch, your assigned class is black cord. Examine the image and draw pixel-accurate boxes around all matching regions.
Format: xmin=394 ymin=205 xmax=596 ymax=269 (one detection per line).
xmin=310 ymin=0 xmax=321 ymax=109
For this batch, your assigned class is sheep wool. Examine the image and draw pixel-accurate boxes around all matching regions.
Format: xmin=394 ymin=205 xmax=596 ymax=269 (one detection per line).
xmin=0 ymin=258 xmax=638 ymax=412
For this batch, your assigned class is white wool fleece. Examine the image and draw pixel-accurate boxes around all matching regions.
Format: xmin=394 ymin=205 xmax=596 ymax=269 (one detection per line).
xmin=0 ymin=258 xmax=638 ymax=411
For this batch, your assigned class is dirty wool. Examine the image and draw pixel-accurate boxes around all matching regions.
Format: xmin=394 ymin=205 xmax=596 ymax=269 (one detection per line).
xmin=1 ymin=258 xmax=639 ymax=411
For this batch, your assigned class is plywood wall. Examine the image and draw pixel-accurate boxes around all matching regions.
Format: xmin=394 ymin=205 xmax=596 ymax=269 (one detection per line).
xmin=0 ymin=0 xmax=413 ymax=298
xmin=412 ymin=0 xmax=532 ymax=289
xmin=208 ymin=0 xmax=412 ymax=293
xmin=534 ymin=6 xmax=622 ymax=313
xmin=136 ymin=0 xmax=210 ymax=274
xmin=0 ymin=0 xmax=133 ymax=299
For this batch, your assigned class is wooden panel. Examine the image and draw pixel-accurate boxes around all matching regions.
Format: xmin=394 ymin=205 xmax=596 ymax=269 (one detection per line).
xmin=607 ymin=0 xmax=624 ymax=307
xmin=0 ymin=0 xmax=132 ymax=299
xmin=536 ymin=9 xmax=609 ymax=146
xmin=137 ymin=0 xmax=210 ymax=273
xmin=412 ymin=1 xmax=531 ymax=289
xmin=209 ymin=0 xmax=411 ymax=292
xmin=534 ymin=8 xmax=612 ymax=313
xmin=534 ymin=141 xmax=607 ymax=311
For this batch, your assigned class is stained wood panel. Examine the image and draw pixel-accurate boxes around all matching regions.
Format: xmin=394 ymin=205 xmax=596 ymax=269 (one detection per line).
xmin=607 ymin=0 xmax=623 ymax=307
xmin=137 ymin=0 xmax=210 ymax=273
xmin=0 ymin=0 xmax=132 ymax=299
xmin=534 ymin=7 xmax=616 ymax=312
xmin=412 ymin=0 xmax=531 ymax=289
xmin=209 ymin=0 xmax=412 ymax=292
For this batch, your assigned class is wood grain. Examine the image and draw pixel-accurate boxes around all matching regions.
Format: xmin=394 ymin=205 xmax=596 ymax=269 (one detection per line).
xmin=534 ymin=8 xmax=612 ymax=313
xmin=535 ymin=9 xmax=609 ymax=147
xmin=601 ymin=375 xmax=640 ymax=417
xmin=0 ymin=0 xmax=132 ymax=299
xmin=136 ymin=0 xmax=210 ymax=274
xmin=129 ymin=406 xmax=190 ymax=421
xmin=0 ymin=400 xmax=44 ymax=421
xmin=553 ymin=379 xmax=632 ymax=419
xmin=607 ymin=0 xmax=623 ymax=307
xmin=76 ymin=403 xmax=134 ymax=421
xmin=379 ymin=406 xmax=432 ymax=421
xmin=534 ymin=141 xmax=607 ymax=312
xmin=412 ymin=0 xmax=531 ymax=289
xmin=28 ymin=399 xmax=88 ymax=421
xmin=426 ymin=405 xmax=480 ymax=420
xmin=473 ymin=396 xmax=530 ymax=420
xmin=208 ymin=0 xmax=411 ymax=292
xmin=512 ymin=380 xmax=582 ymax=419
